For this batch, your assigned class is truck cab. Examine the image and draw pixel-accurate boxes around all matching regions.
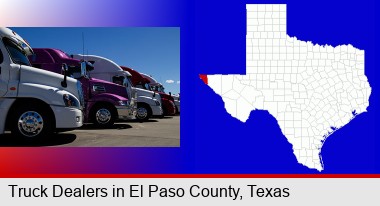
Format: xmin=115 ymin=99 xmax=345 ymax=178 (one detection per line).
xmin=151 ymin=81 xmax=180 ymax=114
xmin=72 ymin=54 xmax=163 ymax=121
xmin=120 ymin=66 xmax=163 ymax=120
xmin=29 ymin=48 xmax=137 ymax=127
xmin=0 ymin=28 xmax=83 ymax=140
xmin=151 ymin=83 xmax=180 ymax=114
xmin=140 ymin=73 xmax=177 ymax=115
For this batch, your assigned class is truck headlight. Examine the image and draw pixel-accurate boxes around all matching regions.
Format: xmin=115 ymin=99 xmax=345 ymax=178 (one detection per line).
xmin=118 ymin=100 xmax=130 ymax=106
xmin=63 ymin=94 xmax=80 ymax=108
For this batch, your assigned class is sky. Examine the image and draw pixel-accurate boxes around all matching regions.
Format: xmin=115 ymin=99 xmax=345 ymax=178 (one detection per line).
xmin=11 ymin=27 xmax=180 ymax=94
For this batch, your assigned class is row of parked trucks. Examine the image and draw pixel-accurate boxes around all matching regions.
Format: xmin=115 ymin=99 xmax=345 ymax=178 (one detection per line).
xmin=0 ymin=27 xmax=180 ymax=140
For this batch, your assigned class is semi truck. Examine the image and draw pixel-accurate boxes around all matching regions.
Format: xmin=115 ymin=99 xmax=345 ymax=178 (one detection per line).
xmin=71 ymin=54 xmax=163 ymax=121
xmin=29 ymin=48 xmax=137 ymax=127
xmin=0 ymin=28 xmax=83 ymax=140
xmin=122 ymin=67 xmax=176 ymax=116
xmin=140 ymin=73 xmax=178 ymax=115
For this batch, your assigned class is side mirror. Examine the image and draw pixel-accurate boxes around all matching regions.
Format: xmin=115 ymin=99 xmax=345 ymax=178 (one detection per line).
xmin=81 ymin=61 xmax=94 ymax=72
xmin=153 ymin=91 xmax=156 ymax=98
xmin=61 ymin=63 xmax=68 ymax=88
xmin=80 ymin=61 xmax=87 ymax=77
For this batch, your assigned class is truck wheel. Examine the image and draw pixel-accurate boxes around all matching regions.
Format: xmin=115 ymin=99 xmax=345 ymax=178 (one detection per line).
xmin=136 ymin=104 xmax=151 ymax=122
xmin=92 ymin=105 xmax=116 ymax=127
xmin=11 ymin=105 xmax=53 ymax=141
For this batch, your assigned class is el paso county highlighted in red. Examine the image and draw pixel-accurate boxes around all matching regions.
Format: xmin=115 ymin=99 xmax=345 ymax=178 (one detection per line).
xmin=199 ymin=74 xmax=208 ymax=85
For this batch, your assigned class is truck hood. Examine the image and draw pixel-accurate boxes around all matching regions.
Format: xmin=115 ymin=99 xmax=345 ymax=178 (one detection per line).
xmin=20 ymin=65 xmax=81 ymax=101
xmin=133 ymin=87 xmax=161 ymax=103
xmin=90 ymin=77 xmax=115 ymax=85
xmin=159 ymin=92 xmax=174 ymax=102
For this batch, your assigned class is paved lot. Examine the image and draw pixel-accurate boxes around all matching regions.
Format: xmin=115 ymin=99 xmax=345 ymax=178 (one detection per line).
xmin=0 ymin=116 xmax=180 ymax=147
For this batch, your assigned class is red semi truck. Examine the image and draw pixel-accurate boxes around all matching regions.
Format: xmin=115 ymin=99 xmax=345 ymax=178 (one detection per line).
xmin=122 ymin=66 xmax=176 ymax=116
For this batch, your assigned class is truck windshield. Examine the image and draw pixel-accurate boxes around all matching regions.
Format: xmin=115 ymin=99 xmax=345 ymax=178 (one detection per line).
xmin=68 ymin=65 xmax=87 ymax=79
xmin=2 ymin=38 xmax=31 ymax=66
xmin=69 ymin=71 xmax=82 ymax=79
xmin=144 ymin=83 xmax=150 ymax=90
xmin=126 ymin=76 xmax=133 ymax=88
xmin=151 ymin=85 xmax=165 ymax=93
xmin=112 ymin=75 xmax=125 ymax=86
xmin=160 ymin=86 xmax=165 ymax=93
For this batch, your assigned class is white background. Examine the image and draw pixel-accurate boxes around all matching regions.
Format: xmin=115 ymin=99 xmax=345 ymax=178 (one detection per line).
xmin=0 ymin=178 xmax=379 ymax=205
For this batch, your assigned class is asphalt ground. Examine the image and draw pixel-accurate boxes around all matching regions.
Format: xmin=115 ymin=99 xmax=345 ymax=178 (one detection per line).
xmin=0 ymin=116 xmax=180 ymax=147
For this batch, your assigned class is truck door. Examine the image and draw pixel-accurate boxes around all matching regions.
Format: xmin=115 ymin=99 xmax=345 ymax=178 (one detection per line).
xmin=0 ymin=47 xmax=8 ymax=97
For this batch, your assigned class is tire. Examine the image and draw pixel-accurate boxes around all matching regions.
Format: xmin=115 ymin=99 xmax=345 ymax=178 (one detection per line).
xmin=10 ymin=104 xmax=53 ymax=141
xmin=136 ymin=104 xmax=152 ymax=122
xmin=92 ymin=104 xmax=116 ymax=127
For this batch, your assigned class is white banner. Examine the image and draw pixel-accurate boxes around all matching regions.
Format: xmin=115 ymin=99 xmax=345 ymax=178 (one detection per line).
xmin=0 ymin=178 xmax=379 ymax=205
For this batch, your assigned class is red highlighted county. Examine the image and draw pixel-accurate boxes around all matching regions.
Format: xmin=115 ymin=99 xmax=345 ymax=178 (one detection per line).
xmin=200 ymin=4 xmax=371 ymax=171
xmin=199 ymin=74 xmax=208 ymax=85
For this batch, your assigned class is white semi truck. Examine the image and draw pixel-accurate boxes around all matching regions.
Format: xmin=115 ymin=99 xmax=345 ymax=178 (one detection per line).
xmin=141 ymin=73 xmax=180 ymax=114
xmin=72 ymin=54 xmax=163 ymax=121
xmin=0 ymin=27 xmax=83 ymax=140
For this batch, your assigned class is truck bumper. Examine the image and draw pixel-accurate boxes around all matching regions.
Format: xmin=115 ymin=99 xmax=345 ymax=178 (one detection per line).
xmin=51 ymin=106 xmax=83 ymax=128
xmin=116 ymin=105 xmax=137 ymax=120
xmin=151 ymin=105 xmax=163 ymax=116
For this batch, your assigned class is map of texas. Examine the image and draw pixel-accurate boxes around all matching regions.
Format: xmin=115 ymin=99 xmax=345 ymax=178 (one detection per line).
xmin=200 ymin=4 xmax=371 ymax=171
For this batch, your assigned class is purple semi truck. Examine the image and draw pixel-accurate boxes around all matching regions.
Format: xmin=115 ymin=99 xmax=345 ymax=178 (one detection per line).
xmin=29 ymin=48 xmax=137 ymax=127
